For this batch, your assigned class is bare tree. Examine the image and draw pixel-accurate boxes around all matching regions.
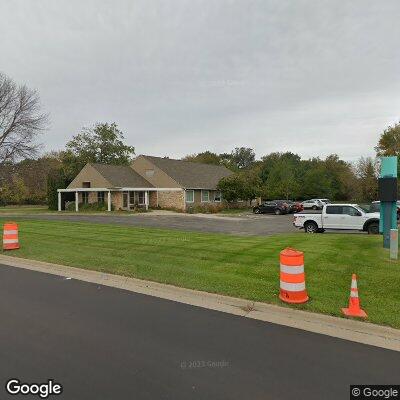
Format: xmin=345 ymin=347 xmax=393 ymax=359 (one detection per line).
xmin=0 ymin=72 xmax=48 ymax=164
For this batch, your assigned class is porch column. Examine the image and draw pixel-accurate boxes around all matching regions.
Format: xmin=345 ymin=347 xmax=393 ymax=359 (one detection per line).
xmin=127 ymin=191 xmax=130 ymax=211
xmin=145 ymin=191 xmax=149 ymax=210
xmin=58 ymin=191 xmax=61 ymax=211
xmin=75 ymin=191 xmax=79 ymax=212
xmin=108 ymin=191 xmax=112 ymax=212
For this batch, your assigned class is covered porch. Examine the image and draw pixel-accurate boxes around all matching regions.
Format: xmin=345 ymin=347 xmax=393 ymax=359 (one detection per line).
xmin=57 ymin=188 xmax=153 ymax=212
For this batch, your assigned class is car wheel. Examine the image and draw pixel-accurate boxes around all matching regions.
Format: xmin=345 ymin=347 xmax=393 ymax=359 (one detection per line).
xmin=304 ymin=221 xmax=318 ymax=233
xmin=367 ymin=222 xmax=379 ymax=235
xmin=254 ymin=208 xmax=261 ymax=214
xmin=312 ymin=205 xmax=317 ymax=210
xmin=275 ymin=209 xmax=281 ymax=215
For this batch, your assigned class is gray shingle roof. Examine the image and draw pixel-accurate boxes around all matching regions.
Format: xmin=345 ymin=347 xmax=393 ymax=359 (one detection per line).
xmin=90 ymin=163 xmax=153 ymax=188
xmin=142 ymin=156 xmax=233 ymax=189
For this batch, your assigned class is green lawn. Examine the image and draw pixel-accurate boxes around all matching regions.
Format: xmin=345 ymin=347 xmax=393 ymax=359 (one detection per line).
xmin=1 ymin=218 xmax=399 ymax=328
xmin=0 ymin=205 xmax=49 ymax=214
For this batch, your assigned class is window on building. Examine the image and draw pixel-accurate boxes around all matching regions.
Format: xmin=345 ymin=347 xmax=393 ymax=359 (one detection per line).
xmin=97 ymin=191 xmax=105 ymax=203
xmin=214 ymin=190 xmax=222 ymax=202
xmin=82 ymin=192 xmax=89 ymax=204
xmin=185 ymin=190 xmax=194 ymax=203
xmin=123 ymin=192 xmax=128 ymax=208
xmin=201 ymin=190 xmax=210 ymax=202
xmin=145 ymin=169 xmax=155 ymax=177
xmin=138 ymin=191 xmax=145 ymax=205
xmin=82 ymin=182 xmax=91 ymax=188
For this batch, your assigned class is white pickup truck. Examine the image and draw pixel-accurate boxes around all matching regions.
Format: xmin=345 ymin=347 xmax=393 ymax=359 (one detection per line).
xmin=293 ymin=204 xmax=380 ymax=234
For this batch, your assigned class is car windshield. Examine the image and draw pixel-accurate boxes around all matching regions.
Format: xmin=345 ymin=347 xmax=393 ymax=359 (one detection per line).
xmin=358 ymin=205 xmax=371 ymax=213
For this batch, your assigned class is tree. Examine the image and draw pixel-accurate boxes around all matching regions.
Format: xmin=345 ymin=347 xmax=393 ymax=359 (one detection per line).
xmin=323 ymin=154 xmax=356 ymax=200
xmin=183 ymin=151 xmax=221 ymax=165
xmin=229 ymin=147 xmax=255 ymax=170
xmin=375 ymin=122 xmax=400 ymax=156
xmin=302 ymin=166 xmax=333 ymax=199
xmin=354 ymin=157 xmax=378 ymax=202
xmin=64 ymin=122 xmax=135 ymax=177
xmin=265 ymin=158 xmax=299 ymax=199
xmin=47 ymin=168 xmax=70 ymax=210
xmin=0 ymin=72 xmax=47 ymax=164
xmin=217 ymin=170 xmax=262 ymax=203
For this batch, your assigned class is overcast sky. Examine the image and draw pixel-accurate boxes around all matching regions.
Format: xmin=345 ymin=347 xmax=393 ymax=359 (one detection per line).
xmin=1 ymin=0 xmax=399 ymax=161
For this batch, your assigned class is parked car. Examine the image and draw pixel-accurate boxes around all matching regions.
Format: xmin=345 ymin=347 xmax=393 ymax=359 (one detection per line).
xmin=274 ymin=200 xmax=303 ymax=213
xmin=370 ymin=201 xmax=400 ymax=220
xmin=253 ymin=201 xmax=289 ymax=215
xmin=293 ymin=203 xmax=380 ymax=234
xmin=274 ymin=200 xmax=295 ymax=213
xmin=292 ymin=201 xmax=304 ymax=213
xmin=311 ymin=198 xmax=331 ymax=204
xmin=301 ymin=199 xmax=324 ymax=210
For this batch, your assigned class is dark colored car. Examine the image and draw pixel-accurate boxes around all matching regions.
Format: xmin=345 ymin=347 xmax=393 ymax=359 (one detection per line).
xmin=370 ymin=201 xmax=400 ymax=220
xmin=253 ymin=201 xmax=289 ymax=215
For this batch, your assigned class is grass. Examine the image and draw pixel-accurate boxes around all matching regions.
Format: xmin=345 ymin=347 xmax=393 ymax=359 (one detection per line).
xmin=0 ymin=205 xmax=49 ymax=214
xmin=0 ymin=205 xmax=148 ymax=216
xmin=1 ymin=217 xmax=399 ymax=329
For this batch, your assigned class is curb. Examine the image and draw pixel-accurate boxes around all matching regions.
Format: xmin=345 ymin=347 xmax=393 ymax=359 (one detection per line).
xmin=0 ymin=254 xmax=399 ymax=352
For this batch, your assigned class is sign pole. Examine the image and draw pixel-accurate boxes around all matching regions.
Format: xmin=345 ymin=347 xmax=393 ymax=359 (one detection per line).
xmin=379 ymin=156 xmax=398 ymax=249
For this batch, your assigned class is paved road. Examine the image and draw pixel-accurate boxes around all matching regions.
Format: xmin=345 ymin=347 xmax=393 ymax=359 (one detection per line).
xmin=0 ymin=264 xmax=398 ymax=399
xmin=7 ymin=213 xmax=299 ymax=236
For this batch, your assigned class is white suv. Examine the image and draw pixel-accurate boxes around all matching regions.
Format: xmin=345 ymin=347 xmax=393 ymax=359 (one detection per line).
xmin=311 ymin=198 xmax=331 ymax=204
xmin=302 ymin=199 xmax=324 ymax=210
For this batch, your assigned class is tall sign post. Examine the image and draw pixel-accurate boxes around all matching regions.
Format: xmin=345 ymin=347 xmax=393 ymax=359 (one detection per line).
xmin=379 ymin=156 xmax=398 ymax=249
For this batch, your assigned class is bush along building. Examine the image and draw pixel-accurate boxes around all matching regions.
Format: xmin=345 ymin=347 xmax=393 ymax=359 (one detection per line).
xmin=57 ymin=155 xmax=233 ymax=212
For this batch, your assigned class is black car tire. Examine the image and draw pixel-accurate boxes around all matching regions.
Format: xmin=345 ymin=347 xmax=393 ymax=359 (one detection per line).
xmin=254 ymin=208 xmax=261 ymax=214
xmin=304 ymin=221 xmax=318 ymax=233
xmin=367 ymin=222 xmax=379 ymax=235
xmin=275 ymin=209 xmax=282 ymax=215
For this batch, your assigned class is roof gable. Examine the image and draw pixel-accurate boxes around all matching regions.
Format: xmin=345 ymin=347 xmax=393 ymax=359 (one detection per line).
xmin=90 ymin=164 xmax=154 ymax=188
xmin=141 ymin=155 xmax=233 ymax=189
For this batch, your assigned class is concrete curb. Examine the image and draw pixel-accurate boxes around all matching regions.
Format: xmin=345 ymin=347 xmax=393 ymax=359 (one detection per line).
xmin=0 ymin=254 xmax=399 ymax=352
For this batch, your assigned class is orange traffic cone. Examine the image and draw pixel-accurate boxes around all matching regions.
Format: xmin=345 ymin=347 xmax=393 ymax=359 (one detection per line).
xmin=341 ymin=274 xmax=367 ymax=318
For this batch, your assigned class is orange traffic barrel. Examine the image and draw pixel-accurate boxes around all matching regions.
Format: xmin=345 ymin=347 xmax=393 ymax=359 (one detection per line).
xmin=3 ymin=222 xmax=20 ymax=250
xmin=279 ymin=248 xmax=309 ymax=304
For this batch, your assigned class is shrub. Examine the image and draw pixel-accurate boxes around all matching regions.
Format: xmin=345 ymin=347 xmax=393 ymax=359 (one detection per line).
xmin=65 ymin=202 xmax=113 ymax=212
xmin=192 ymin=203 xmax=225 ymax=214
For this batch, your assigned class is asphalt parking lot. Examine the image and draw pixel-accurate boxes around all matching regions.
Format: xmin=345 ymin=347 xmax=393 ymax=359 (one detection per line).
xmin=10 ymin=212 xmax=299 ymax=236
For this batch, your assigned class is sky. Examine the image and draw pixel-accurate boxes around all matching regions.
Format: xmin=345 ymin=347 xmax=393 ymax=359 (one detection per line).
xmin=1 ymin=0 xmax=399 ymax=161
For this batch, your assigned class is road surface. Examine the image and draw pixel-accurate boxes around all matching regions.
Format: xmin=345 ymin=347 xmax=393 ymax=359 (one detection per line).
xmin=0 ymin=264 xmax=398 ymax=399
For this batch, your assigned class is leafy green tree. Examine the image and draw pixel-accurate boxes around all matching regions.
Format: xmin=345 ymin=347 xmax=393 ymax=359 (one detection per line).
xmin=47 ymin=168 xmax=70 ymax=210
xmin=259 ymin=152 xmax=301 ymax=183
xmin=229 ymin=147 xmax=255 ymax=170
xmin=64 ymin=122 xmax=135 ymax=177
xmin=354 ymin=157 xmax=378 ymax=201
xmin=265 ymin=158 xmax=299 ymax=199
xmin=375 ymin=122 xmax=400 ymax=156
xmin=302 ymin=166 xmax=333 ymax=199
xmin=323 ymin=154 xmax=356 ymax=200
xmin=217 ymin=170 xmax=262 ymax=203
xmin=183 ymin=151 xmax=221 ymax=165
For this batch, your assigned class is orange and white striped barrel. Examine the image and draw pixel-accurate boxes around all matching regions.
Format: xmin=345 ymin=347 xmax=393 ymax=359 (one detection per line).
xmin=3 ymin=222 xmax=20 ymax=250
xmin=279 ymin=248 xmax=309 ymax=304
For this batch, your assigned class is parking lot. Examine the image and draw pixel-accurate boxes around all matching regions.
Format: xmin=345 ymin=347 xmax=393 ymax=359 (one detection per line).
xmin=11 ymin=212 xmax=299 ymax=236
